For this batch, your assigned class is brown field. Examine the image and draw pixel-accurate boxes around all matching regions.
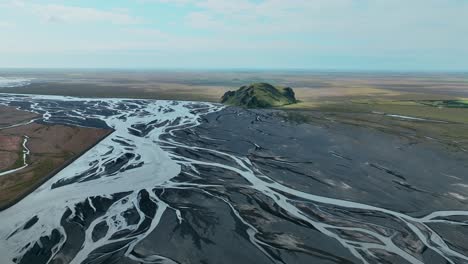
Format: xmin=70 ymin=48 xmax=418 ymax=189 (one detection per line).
xmin=0 ymin=107 xmax=38 ymax=174
xmin=0 ymin=106 xmax=112 ymax=210
xmin=0 ymin=105 xmax=38 ymax=127
xmin=0 ymin=135 xmax=22 ymax=171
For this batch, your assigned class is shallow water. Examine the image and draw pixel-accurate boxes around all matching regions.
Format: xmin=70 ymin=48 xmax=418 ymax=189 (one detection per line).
xmin=0 ymin=77 xmax=32 ymax=88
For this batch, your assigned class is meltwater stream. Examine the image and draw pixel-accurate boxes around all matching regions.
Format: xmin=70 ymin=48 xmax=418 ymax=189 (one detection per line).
xmin=0 ymin=136 xmax=30 ymax=177
xmin=0 ymin=94 xmax=467 ymax=264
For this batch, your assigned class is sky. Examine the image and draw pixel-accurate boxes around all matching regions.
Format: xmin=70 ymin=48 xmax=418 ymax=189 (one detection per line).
xmin=0 ymin=0 xmax=467 ymax=71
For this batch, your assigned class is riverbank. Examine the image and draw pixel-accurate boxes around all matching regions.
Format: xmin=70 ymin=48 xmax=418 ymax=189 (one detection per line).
xmin=0 ymin=106 xmax=113 ymax=210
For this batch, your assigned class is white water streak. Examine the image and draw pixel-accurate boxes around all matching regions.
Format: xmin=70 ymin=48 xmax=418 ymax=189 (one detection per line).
xmin=0 ymin=136 xmax=30 ymax=177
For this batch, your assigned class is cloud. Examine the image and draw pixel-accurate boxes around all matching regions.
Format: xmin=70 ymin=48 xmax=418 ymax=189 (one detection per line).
xmin=185 ymin=12 xmax=219 ymax=29
xmin=1 ymin=0 xmax=467 ymax=69
xmin=39 ymin=5 xmax=140 ymax=24
xmin=174 ymin=0 xmax=468 ymax=54
xmin=138 ymin=0 xmax=195 ymax=4
xmin=7 ymin=1 xmax=141 ymax=24
xmin=0 ymin=21 xmax=14 ymax=28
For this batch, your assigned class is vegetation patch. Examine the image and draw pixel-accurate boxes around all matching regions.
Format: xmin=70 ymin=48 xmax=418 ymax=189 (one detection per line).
xmin=11 ymin=148 xmax=25 ymax=169
xmin=420 ymin=100 xmax=468 ymax=108
xmin=33 ymin=159 xmax=56 ymax=178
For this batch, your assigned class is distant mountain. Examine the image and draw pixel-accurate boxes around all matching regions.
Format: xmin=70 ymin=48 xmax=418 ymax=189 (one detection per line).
xmin=221 ymin=83 xmax=297 ymax=108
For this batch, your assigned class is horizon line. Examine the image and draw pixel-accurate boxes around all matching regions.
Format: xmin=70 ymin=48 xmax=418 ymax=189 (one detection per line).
xmin=0 ymin=67 xmax=467 ymax=74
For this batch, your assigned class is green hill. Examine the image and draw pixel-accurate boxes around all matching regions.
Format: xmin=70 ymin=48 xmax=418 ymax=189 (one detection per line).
xmin=221 ymin=83 xmax=297 ymax=108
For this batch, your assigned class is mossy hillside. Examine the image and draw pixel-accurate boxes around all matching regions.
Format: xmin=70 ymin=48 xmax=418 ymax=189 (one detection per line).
xmin=221 ymin=83 xmax=297 ymax=108
xmin=420 ymin=100 xmax=468 ymax=108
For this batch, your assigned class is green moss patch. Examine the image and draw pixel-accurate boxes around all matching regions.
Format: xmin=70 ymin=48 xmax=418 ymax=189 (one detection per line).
xmin=420 ymin=100 xmax=468 ymax=108
xmin=221 ymin=83 xmax=297 ymax=108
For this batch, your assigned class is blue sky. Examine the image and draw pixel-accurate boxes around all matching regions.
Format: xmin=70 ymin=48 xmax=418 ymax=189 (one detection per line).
xmin=0 ymin=0 xmax=467 ymax=71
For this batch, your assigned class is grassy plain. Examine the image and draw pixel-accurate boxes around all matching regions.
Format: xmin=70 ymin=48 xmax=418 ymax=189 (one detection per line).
xmin=282 ymin=88 xmax=468 ymax=152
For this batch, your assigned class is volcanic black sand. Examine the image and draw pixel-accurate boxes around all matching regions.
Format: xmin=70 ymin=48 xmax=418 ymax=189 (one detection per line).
xmin=130 ymin=107 xmax=468 ymax=264
xmin=0 ymin=95 xmax=467 ymax=264
xmin=168 ymin=107 xmax=468 ymax=215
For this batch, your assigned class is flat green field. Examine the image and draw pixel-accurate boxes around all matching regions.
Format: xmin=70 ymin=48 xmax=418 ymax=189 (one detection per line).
xmin=281 ymin=97 xmax=468 ymax=152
